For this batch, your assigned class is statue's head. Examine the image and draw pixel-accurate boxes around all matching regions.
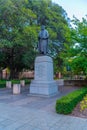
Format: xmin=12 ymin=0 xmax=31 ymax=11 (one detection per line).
xmin=41 ymin=25 xmax=45 ymax=30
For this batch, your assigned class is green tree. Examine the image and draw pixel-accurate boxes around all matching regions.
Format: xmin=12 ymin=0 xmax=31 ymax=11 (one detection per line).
xmin=0 ymin=0 xmax=71 ymax=78
xmin=28 ymin=0 xmax=71 ymax=73
xmin=62 ymin=17 xmax=87 ymax=76
xmin=0 ymin=0 xmax=37 ymax=78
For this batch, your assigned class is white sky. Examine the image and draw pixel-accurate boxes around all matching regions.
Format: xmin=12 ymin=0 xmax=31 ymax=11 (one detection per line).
xmin=52 ymin=0 xmax=87 ymax=20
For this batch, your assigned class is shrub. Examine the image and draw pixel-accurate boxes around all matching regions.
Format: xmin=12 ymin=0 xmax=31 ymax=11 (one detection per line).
xmin=12 ymin=80 xmax=20 ymax=84
xmin=80 ymin=94 xmax=87 ymax=111
xmin=12 ymin=79 xmax=31 ymax=85
xmin=56 ymin=88 xmax=87 ymax=114
xmin=25 ymin=79 xmax=31 ymax=85
xmin=0 ymin=80 xmax=6 ymax=88
xmin=0 ymin=79 xmax=31 ymax=89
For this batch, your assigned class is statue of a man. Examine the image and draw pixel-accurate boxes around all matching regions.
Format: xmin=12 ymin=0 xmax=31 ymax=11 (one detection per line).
xmin=38 ymin=25 xmax=49 ymax=55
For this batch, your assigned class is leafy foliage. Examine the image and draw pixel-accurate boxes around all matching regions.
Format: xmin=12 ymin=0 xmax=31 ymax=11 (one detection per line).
xmin=0 ymin=79 xmax=6 ymax=88
xmin=56 ymin=88 xmax=87 ymax=114
xmin=0 ymin=0 xmax=70 ymax=78
xmin=80 ymin=94 xmax=87 ymax=111
xmin=0 ymin=79 xmax=31 ymax=88
xmin=61 ymin=17 xmax=87 ymax=76
xmin=0 ymin=0 xmax=37 ymax=78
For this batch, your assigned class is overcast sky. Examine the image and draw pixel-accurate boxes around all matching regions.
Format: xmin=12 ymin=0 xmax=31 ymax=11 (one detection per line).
xmin=52 ymin=0 xmax=87 ymax=20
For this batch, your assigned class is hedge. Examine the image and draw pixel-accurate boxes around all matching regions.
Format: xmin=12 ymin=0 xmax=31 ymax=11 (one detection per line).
xmin=12 ymin=79 xmax=31 ymax=85
xmin=56 ymin=88 xmax=87 ymax=114
xmin=0 ymin=79 xmax=31 ymax=88
xmin=0 ymin=80 xmax=6 ymax=88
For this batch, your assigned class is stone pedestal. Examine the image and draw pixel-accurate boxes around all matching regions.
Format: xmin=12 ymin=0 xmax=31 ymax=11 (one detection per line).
xmin=56 ymin=79 xmax=64 ymax=86
xmin=20 ymin=80 xmax=25 ymax=87
xmin=13 ymin=84 xmax=21 ymax=94
xmin=6 ymin=81 xmax=11 ymax=88
xmin=30 ymin=56 xmax=58 ymax=97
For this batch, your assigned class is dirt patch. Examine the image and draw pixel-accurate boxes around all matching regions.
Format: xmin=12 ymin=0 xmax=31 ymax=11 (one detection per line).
xmin=70 ymin=102 xmax=87 ymax=118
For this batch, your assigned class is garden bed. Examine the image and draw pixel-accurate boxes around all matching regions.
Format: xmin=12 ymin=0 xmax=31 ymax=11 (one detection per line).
xmin=56 ymin=87 xmax=87 ymax=114
xmin=70 ymin=94 xmax=87 ymax=118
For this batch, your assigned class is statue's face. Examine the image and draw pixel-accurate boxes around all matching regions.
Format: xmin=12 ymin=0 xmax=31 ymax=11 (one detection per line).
xmin=41 ymin=25 xmax=45 ymax=30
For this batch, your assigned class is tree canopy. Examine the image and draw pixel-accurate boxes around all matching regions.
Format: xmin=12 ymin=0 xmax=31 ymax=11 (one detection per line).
xmin=62 ymin=16 xmax=87 ymax=76
xmin=0 ymin=0 xmax=71 ymax=78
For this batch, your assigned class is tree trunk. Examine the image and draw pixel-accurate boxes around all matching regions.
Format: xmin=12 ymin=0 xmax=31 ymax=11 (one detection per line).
xmin=10 ymin=68 xmax=14 ymax=79
xmin=10 ymin=68 xmax=19 ymax=79
xmin=0 ymin=69 xmax=2 ymax=79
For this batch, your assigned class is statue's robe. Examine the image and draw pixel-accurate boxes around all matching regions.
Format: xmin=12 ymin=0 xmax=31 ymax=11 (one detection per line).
xmin=38 ymin=29 xmax=49 ymax=54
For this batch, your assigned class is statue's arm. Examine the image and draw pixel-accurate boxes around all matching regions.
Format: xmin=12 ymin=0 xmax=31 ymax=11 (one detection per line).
xmin=46 ymin=30 xmax=49 ymax=38
xmin=38 ymin=36 xmax=40 ymax=41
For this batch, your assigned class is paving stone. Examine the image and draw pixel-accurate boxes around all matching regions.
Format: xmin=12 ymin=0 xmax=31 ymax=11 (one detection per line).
xmin=0 ymin=124 xmax=5 ymax=130
xmin=17 ymin=124 xmax=41 ymax=130
xmin=0 ymin=86 xmax=86 ymax=130
xmin=0 ymin=119 xmax=15 ymax=126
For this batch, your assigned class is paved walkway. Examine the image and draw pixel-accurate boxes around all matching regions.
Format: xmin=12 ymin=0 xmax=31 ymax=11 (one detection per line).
xmin=0 ymin=86 xmax=87 ymax=130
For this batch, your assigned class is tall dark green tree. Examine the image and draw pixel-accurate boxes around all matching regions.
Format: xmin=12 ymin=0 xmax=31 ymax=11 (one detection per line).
xmin=0 ymin=0 xmax=37 ymax=78
xmin=62 ymin=16 xmax=87 ymax=75
xmin=28 ymin=0 xmax=71 ymax=72
xmin=0 ymin=0 xmax=71 ymax=78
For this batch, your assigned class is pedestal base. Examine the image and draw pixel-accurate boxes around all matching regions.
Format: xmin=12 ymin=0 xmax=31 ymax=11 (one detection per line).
xmin=30 ymin=80 xmax=58 ymax=97
xmin=13 ymin=84 xmax=21 ymax=94
xmin=29 ymin=56 xmax=58 ymax=97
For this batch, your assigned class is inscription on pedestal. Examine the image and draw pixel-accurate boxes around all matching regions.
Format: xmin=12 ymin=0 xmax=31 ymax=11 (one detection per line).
xmin=35 ymin=63 xmax=46 ymax=79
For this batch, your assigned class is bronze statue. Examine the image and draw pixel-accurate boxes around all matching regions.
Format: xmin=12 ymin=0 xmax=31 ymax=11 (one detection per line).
xmin=38 ymin=25 xmax=49 ymax=54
